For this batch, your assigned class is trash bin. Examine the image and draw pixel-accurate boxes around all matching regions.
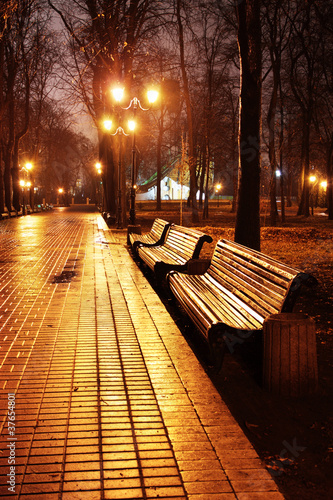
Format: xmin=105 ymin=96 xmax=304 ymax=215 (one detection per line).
xmin=263 ymin=313 xmax=318 ymax=397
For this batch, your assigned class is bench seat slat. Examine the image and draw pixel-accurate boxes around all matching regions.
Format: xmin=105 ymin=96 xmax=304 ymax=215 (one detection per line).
xmin=201 ymin=272 xmax=278 ymax=322
xmin=171 ymin=273 xmax=263 ymax=331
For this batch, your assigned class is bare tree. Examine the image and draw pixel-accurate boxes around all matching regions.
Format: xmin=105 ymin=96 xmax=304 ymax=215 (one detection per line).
xmin=262 ymin=0 xmax=291 ymax=225
xmin=287 ymin=0 xmax=324 ymax=217
xmin=234 ymin=0 xmax=262 ymax=251
xmin=48 ymin=0 xmax=160 ymax=220
xmin=175 ymin=0 xmax=199 ymax=222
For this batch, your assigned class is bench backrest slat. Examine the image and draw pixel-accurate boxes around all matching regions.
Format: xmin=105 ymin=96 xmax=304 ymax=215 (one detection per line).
xmin=214 ymin=246 xmax=291 ymax=291
xmin=207 ymin=239 xmax=301 ymax=318
xmin=149 ymin=218 xmax=170 ymax=240
xmin=208 ymin=262 xmax=287 ymax=316
xmin=130 ymin=218 xmax=170 ymax=248
xmin=220 ymin=240 xmax=299 ymax=280
xmin=164 ymin=225 xmax=211 ymax=260
xmin=211 ymin=249 xmax=291 ymax=305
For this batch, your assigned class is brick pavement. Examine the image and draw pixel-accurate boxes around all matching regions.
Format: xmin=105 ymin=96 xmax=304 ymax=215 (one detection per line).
xmin=0 ymin=206 xmax=284 ymax=499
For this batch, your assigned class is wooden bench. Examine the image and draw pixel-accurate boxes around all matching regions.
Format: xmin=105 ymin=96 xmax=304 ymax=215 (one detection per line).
xmin=1 ymin=208 xmax=10 ymax=220
xmin=137 ymin=224 xmax=213 ymax=280
xmin=3 ymin=206 xmax=18 ymax=217
xmin=167 ymin=239 xmax=317 ymax=368
xmin=129 ymin=218 xmax=171 ymax=256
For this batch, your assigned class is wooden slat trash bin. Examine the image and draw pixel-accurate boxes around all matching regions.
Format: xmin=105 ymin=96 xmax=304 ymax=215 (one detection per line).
xmin=263 ymin=313 xmax=318 ymax=397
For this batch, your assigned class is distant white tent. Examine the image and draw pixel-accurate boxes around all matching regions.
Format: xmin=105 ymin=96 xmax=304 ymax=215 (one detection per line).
xmin=136 ymin=156 xmax=190 ymax=201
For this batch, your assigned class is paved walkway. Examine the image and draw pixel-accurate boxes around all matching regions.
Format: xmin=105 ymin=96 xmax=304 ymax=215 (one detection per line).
xmin=0 ymin=206 xmax=284 ymax=499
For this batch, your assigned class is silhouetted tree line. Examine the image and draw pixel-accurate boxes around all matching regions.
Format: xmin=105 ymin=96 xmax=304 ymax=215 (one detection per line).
xmin=1 ymin=0 xmax=332 ymax=249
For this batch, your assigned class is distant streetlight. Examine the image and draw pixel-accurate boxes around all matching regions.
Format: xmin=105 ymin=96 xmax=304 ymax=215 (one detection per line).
xmin=216 ymin=183 xmax=222 ymax=207
xmin=321 ymin=180 xmax=327 ymax=189
xmin=57 ymin=188 xmax=64 ymax=207
xmin=309 ymin=175 xmax=316 ymax=183
xmin=111 ymin=86 xmax=159 ymax=226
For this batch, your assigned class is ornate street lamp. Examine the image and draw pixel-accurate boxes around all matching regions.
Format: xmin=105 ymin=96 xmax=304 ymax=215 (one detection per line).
xmin=102 ymin=119 xmax=132 ymax=229
xmin=19 ymin=180 xmax=26 ymax=215
xmin=20 ymin=162 xmax=34 ymax=212
xmin=111 ymin=86 xmax=158 ymax=226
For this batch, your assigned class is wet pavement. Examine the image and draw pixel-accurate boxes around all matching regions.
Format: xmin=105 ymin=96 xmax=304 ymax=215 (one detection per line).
xmin=0 ymin=206 xmax=284 ymax=499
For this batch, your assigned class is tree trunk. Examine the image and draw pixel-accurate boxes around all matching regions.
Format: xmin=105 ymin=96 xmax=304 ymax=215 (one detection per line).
xmin=12 ymin=71 xmax=30 ymax=211
xmin=267 ymin=61 xmax=279 ymax=226
xmin=0 ymin=39 xmax=3 ymax=213
xmin=279 ymin=85 xmax=285 ymax=223
xmin=12 ymin=139 xmax=20 ymax=211
xmin=156 ymin=108 xmax=164 ymax=211
xmin=297 ymin=111 xmax=311 ymax=217
xmin=235 ymin=0 xmax=262 ymax=251
xmin=199 ymin=149 xmax=205 ymax=210
xmin=203 ymin=145 xmax=210 ymax=220
xmin=231 ymin=118 xmax=238 ymax=214
xmin=0 ymin=134 xmax=4 ymax=214
xmin=176 ymin=0 xmax=198 ymax=223
xmin=327 ymin=135 xmax=333 ymax=220
xmin=4 ymin=88 xmax=15 ymax=211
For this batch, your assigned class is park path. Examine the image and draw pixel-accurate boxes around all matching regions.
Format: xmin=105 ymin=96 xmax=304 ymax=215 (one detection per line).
xmin=0 ymin=206 xmax=283 ymax=499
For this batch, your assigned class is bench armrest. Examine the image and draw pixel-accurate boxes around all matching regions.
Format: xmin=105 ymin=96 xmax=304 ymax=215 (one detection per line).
xmin=186 ymin=259 xmax=211 ymax=275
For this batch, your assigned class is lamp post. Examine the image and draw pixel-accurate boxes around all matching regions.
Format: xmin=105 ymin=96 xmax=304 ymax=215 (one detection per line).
xmin=128 ymin=119 xmax=137 ymax=225
xmin=20 ymin=162 xmax=33 ymax=213
xmin=103 ymin=120 xmax=131 ymax=229
xmin=309 ymin=175 xmax=316 ymax=215
xmin=26 ymin=182 xmax=31 ymax=212
xmin=95 ymin=162 xmax=102 ymax=210
xmin=58 ymin=188 xmax=64 ymax=206
xmin=320 ymin=180 xmax=327 ymax=210
xmin=216 ymin=183 xmax=222 ymax=207
xmin=19 ymin=180 xmax=26 ymax=215
xmin=25 ymin=163 xmax=33 ymax=210
xmin=112 ymin=86 xmax=158 ymax=227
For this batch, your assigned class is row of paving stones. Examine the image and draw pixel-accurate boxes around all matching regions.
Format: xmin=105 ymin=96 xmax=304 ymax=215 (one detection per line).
xmin=0 ymin=207 xmax=284 ymax=499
